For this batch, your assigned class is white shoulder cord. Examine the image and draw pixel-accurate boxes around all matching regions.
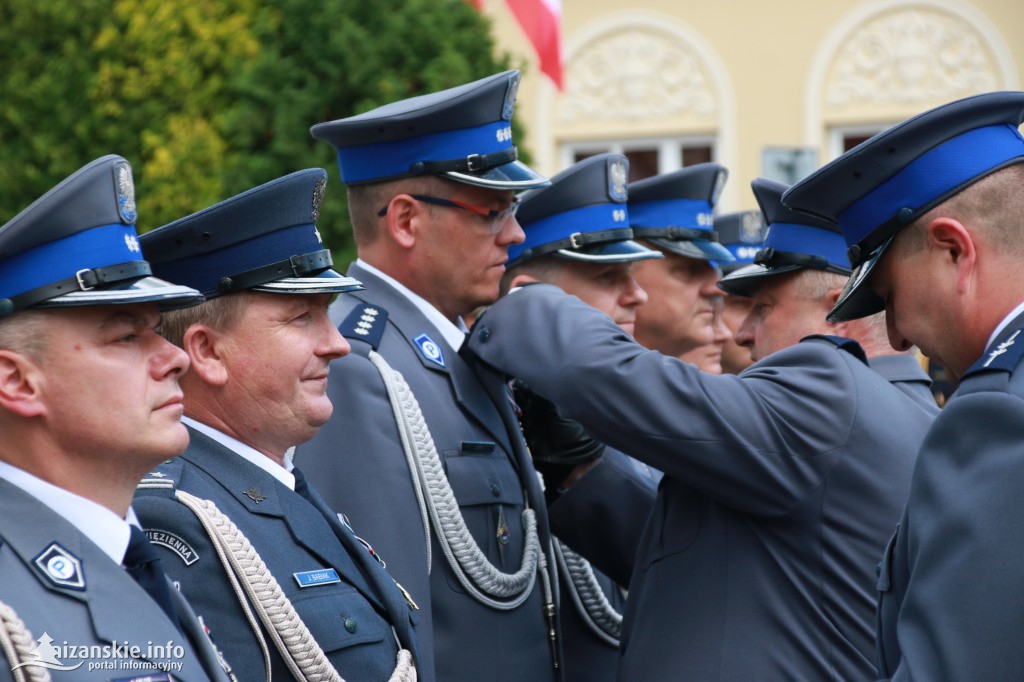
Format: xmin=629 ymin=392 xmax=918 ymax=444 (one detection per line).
xmin=553 ymin=540 xmax=622 ymax=646
xmin=175 ymin=491 xmax=416 ymax=682
xmin=367 ymin=350 xmax=545 ymax=611
xmin=0 ymin=601 xmax=52 ymax=682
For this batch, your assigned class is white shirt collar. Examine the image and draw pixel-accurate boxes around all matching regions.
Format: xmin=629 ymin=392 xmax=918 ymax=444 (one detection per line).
xmin=0 ymin=459 xmax=137 ymax=565
xmin=986 ymin=300 xmax=1024 ymax=351
xmin=183 ymin=416 xmax=296 ymax=490
xmin=356 ymin=259 xmax=469 ymax=351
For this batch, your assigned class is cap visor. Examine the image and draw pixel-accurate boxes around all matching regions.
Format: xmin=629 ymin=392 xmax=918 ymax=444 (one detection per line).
xmin=252 ymin=269 xmax=365 ymax=296
xmin=554 ymin=239 xmax=664 ymax=264
xmin=445 ymin=160 xmax=550 ymax=190
xmin=39 ymin=276 xmax=204 ymax=311
xmin=646 ymin=237 xmax=735 ymax=262
xmin=717 ymin=263 xmax=801 ymax=297
xmin=826 ymin=238 xmax=893 ymax=322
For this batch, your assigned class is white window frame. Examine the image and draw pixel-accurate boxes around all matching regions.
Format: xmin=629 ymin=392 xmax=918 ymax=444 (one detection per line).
xmin=558 ymin=135 xmax=719 ymax=175
xmin=827 ymin=124 xmax=894 ymax=161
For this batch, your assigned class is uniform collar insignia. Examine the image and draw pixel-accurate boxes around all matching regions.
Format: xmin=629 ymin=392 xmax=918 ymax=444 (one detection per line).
xmin=984 ymin=329 xmax=1021 ymax=367
xmin=243 ymin=487 xmax=267 ymax=504
xmin=414 ymin=332 xmax=446 ymax=368
xmin=33 ymin=543 xmax=85 ymax=591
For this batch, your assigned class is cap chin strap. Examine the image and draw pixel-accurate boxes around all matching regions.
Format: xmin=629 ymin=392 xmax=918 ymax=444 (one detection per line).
xmin=2 ymin=260 xmax=152 ymax=317
xmin=214 ymin=249 xmax=333 ymax=295
xmin=754 ymin=248 xmax=852 ymax=276
xmin=513 ymin=227 xmax=635 ymax=265
xmin=408 ymin=147 xmax=518 ymax=176
xmin=631 ymin=225 xmax=718 ymax=242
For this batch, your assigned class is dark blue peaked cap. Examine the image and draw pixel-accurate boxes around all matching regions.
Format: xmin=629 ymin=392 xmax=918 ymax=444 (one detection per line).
xmin=508 ymin=154 xmax=661 ymax=267
xmin=719 ymin=178 xmax=849 ymax=297
xmin=140 ymin=169 xmax=362 ymax=299
xmin=311 ymin=70 xmax=549 ymax=191
xmin=628 ymin=163 xmax=733 ymax=262
xmin=713 ymin=210 xmax=767 ymax=274
xmin=0 ymin=155 xmax=202 ymax=318
xmin=783 ymin=91 xmax=1024 ymax=322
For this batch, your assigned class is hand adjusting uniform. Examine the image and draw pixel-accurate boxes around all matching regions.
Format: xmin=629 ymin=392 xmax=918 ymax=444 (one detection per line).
xmin=466 ymin=284 xmax=939 ymax=681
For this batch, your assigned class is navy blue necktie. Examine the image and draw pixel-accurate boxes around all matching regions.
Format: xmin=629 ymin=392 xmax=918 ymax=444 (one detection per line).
xmin=124 ymin=525 xmax=183 ymax=635
xmin=292 ymin=466 xmax=313 ymax=502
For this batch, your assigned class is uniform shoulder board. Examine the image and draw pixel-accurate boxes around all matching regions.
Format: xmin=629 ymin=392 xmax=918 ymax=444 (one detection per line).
xmin=803 ymin=334 xmax=868 ymax=365
xmin=137 ymin=458 xmax=183 ymax=492
xmin=962 ymin=327 xmax=1024 ymax=379
xmin=339 ymin=303 xmax=389 ymax=350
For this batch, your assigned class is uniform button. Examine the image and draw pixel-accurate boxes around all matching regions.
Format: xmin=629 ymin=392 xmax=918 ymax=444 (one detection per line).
xmin=344 ymin=617 xmax=358 ymax=634
xmin=490 ymin=482 xmax=502 ymax=497
xmin=478 ymin=325 xmax=490 ymax=342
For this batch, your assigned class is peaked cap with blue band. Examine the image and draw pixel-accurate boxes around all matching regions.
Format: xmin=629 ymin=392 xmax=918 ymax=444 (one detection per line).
xmin=508 ymin=154 xmax=661 ymax=266
xmin=311 ymin=71 xmax=549 ymax=191
xmin=713 ymin=210 xmax=768 ymax=275
xmin=782 ymin=91 xmax=1024 ymax=322
xmin=628 ymin=163 xmax=733 ymax=262
xmin=140 ymin=169 xmax=362 ymax=299
xmin=0 ymin=155 xmax=202 ymax=318
xmin=718 ymin=178 xmax=850 ymax=298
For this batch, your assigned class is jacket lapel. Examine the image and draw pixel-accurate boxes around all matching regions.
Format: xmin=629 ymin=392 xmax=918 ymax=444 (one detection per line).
xmin=182 ymin=430 xmax=385 ymax=612
xmin=0 ymin=480 xmax=213 ymax=681
xmin=347 ymin=263 xmax=515 ymax=453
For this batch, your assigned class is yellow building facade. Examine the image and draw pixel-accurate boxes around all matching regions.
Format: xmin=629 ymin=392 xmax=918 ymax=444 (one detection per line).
xmin=483 ymin=0 xmax=1024 ymax=212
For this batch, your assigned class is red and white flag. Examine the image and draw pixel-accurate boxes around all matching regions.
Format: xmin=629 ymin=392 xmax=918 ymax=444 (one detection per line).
xmin=468 ymin=0 xmax=564 ymax=90
xmin=506 ymin=0 xmax=564 ymax=90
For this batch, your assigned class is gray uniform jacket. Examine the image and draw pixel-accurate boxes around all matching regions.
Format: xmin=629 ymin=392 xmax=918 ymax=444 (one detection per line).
xmin=0 ymin=479 xmax=228 ymax=682
xmin=297 ymin=262 xmax=559 ymax=682
xmin=466 ymin=284 xmax=939 ymax=681
xmin=133 ymin=428 xmax=420 ymax=682
xmin=876 ymin=312 xmax=1024 ymax=681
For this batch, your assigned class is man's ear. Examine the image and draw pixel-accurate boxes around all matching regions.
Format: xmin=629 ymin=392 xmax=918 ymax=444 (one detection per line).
xmin=381 ymin=194 xmax=421 ymax=250
xmin=926 ymin=217 xmax=976 ymax=294
xmin=182 ymin=325 xmax=229 ymax=387
xmin=0 ymin=350 xmax=46 ymax=417
xmin=824 ymin=286 xmax=849 ymax=335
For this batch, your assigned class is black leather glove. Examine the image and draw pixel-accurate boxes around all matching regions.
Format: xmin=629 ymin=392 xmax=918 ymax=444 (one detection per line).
xmin=512 ymin=379 xmax=604 ymax=503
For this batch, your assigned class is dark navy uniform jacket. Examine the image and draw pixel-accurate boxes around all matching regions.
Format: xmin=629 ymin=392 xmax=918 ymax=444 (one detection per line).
xmin=553 ymin=447 xmax=657 ymax=682
xmin=133 ymin=427 xmax=419 ymax=682
xmin=876 ymin=312 xmax=1024 ymax=681
xmin=466 ymin=284 xmax=939 ymax=681
xmin=0 ymin=479 xmax=229 ymax=682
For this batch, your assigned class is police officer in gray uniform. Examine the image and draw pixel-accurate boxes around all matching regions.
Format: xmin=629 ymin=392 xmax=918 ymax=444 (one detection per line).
xmin=714 ymin=210 xmax=769 ymax=374
xmin=463 ymin=176 xmax=940 ymax=680
xmin=299 ymin=71 xmax=648 ymax=681
xmin=628 ymin=164 xmax=735 ymax=361
xmin=784 ymin=90 xmax=1024 ymax=681
xmin=133 ymin=169 xmax=420 ymax=682
xmin=0 ymin=155 xmax=229 ymax=681
xmin=500 ymin=153 xmax=660 ymax=682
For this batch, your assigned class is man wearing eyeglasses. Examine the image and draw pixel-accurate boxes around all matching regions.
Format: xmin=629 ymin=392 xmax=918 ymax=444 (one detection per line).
xmin=296 ymin=72 xmax=565 ymax=682
xmin=464 ymin=177 xmax=939 ymax=680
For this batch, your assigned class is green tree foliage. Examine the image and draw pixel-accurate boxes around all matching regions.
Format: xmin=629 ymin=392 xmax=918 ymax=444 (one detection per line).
xmin=0 ymin=0 xmax=525 ymax=266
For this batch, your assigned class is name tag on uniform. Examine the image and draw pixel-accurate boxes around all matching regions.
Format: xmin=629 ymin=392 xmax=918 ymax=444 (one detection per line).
xmin=294 ymin=568 xmax=341 ymax=588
